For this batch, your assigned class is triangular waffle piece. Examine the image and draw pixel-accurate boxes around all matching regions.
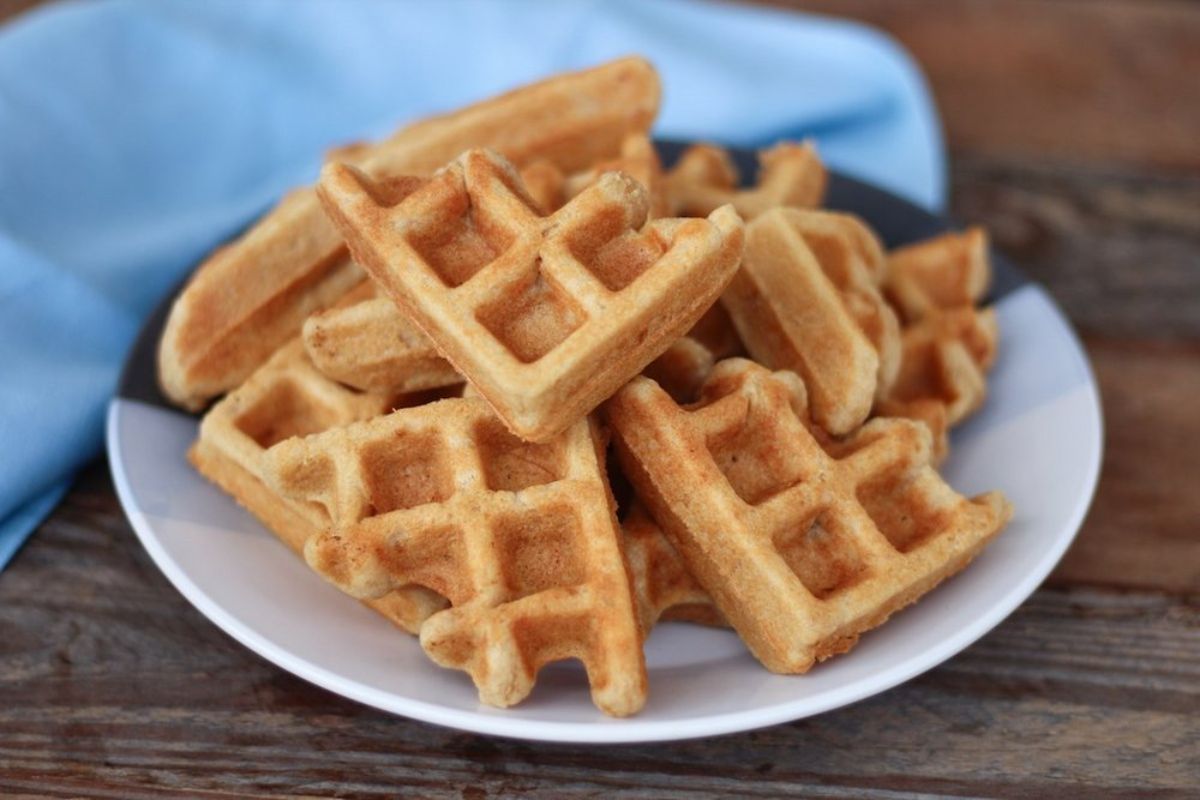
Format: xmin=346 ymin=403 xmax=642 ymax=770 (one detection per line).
xmin=518 ymin=159 xmax=568 ymax=216
xmin=666 ymin=141 xmax=826 ymax=220
xmin=158 ymin=57 xmax=661 ymax=411
xmin=564 ymin=134 xmax=668 ymax=218
xmin=882 ymin=228 xmax=999 ymax=433
xmin=160 ymin=237 xmax=365 ymax=412
xmin=521 ymin=134 xmax=668 ymax=218
xmin=643 ymin=301 xmax=744 ymax=404
xmin=792 ymin=207 xmax=890 ymax=285
xmin=262 ymin=400 xmax=647 ymax=716
xmin=302 ymin=280 xmax=462 ymax=394
xmin=607 ymin=358 xmax=1011 ymax=673
xmin=318 ymin=147 xmax=745 ymax=442
xmin=875 ymin=396 xmax=951 ymax=465
xmin=189 ymin=339 xmax=447 ymax=632
xmin=886 ymin=227 xmax=990 ymax=319
xmin=624 ymin=503 xmax=726 ymax=631
xmin=780 ymin=210 xmax=902 ymax=399
xmin=721 ymin=208 xmax=891 ymax=435
xmin=886 ymin=306 xmax=998 ymax=427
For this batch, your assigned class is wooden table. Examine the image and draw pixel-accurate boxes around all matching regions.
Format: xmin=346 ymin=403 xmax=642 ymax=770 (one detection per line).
xmin=2 ymin=1 xmax=1197 ymax=796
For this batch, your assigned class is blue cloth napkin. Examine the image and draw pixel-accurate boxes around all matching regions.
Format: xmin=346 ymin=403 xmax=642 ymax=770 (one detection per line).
xmin=0 ymin=0 xmax=944 ymax=571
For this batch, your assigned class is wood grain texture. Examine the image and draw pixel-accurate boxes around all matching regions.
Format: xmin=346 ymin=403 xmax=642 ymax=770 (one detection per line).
xmin=0 ymin=469 xmax=1197 ymax=798
xmin=949 ymin=154 xmax=1200 ymax=593
xmin=953 ymin=155 xmax=1200 ymax=339
xmin=768 ymin=0 xmax=1200 ymax=171
xmin=1051 ymin=338 xmax=1200 ymax=593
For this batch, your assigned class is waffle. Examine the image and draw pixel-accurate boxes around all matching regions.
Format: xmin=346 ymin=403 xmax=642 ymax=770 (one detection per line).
xmin=518 ymin=160 xmax=568 ymax=216
xmin=318 ymin=147 xmax=745 ymax=442
xmin=623 ymin=503 xmax=726 ymax=631
xmin=886 ymin=227 xmax=990 ymax=319
xmin=158 ymin=57 xmax=661 ymax=411
xmin=302 ymin=280 xmax=462 ymax=394
xmin=887 ymin=307 xmax=998 ymax=424
xmin=781 ymin=210 xmax=901 ymax=398
xmin=569 ymin=134 xmax=668 ymax=217
xmin=881 ymin=228 xmax=999 ymax=439
xmin=875 ymin=396 xmax=952 ymax=465
xmin=722 ymin=208 xmax=898 ymax=435
xmin=521 ymin=134 xmax=669 ymax=218
xmin=188 ymin=339 xmax=447 ymax=632
xmin=666 ymin=141 xmax=826 ymax=220
xmin=643 ymin=302 xmax=744 ymax=404
xmin=607 ymin=358 xmax=1011 ymax=673
xmin=261 ymin=400 xmax=647 ymax=716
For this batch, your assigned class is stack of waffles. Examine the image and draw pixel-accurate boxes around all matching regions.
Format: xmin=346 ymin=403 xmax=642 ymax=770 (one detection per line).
xmin=160 ymin=58 xmax=1011 ymax=717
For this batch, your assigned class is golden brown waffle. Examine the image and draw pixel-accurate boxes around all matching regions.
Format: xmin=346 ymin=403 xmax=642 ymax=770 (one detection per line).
xmin=188 ymin=339 xmax=447 ymax=632
xmin=607 ymin=358 xmax=1011 ymax=673
xmin=886 ymin=227 xmax=990 ymax=319
xmin=623 ymin=503 xmax=726 ymax=631
xmin=887 ymin=306 xmax=998 ymax=424
xmin=643 ymin=302 xmax=744 ymax=404
xmin=722 ymin=208 xmax=898 ymax=435
xmin=521 ymin=134 xmax=669 ymax=218
xmin=261 ymin=400 xmax=647 ymax=716
xmin=875 ymin=396 xmax=952 ymax=465
xmin=666 ymin=141 xmax=826 ymax=220
xmin=569 ymin=134 xmax=668 ymax=218
xmin=781 ymin=210 xmax=901 ymax=399
xmin=518 ymin=159 xmax=568 ymax=215
xmin=882 ymin=228 xmax=999 ymax=440
xmin=318 ymin=147 xmax=745 ymax=442
xmin=302 ymin=280 xmax=462 ymax=394
xmin=549 ymin=133 xmax=672 ymax=217
xmin=158 ymin=57 xmax=662 ymax=411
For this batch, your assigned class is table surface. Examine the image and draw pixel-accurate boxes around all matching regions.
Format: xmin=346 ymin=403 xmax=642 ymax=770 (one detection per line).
xmin=2 ymin=0 xmax=1198 ymax=797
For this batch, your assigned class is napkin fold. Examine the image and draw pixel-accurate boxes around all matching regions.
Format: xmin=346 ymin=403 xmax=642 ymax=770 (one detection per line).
xmin=0 ymin=0 xmax=944 ymax=571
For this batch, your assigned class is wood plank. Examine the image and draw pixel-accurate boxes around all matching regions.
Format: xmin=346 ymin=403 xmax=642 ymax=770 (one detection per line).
xmin=945 ymin=148 xmax=1200 ymax=591
xmin=766 ymin=0 xmax=1200 ymax=171
xmin=953 ymin=154 xmax=1200 ymax=339
xmin=0 ymin=480 xmax=1196 ymax=796
xmin=1051 ymin=337 xmax=1200 ymax=592
xmin=946 ymin=153 xmax=1200 ymax=592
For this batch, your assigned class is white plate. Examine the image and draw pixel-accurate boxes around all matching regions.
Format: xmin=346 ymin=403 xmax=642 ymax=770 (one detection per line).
xmin=107 ymin=160 xmax=1103 ymax=743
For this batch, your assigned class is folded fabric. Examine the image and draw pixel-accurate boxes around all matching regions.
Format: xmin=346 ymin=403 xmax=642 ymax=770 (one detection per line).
xmin=0 ymin=0 xmax=944 ymax=572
